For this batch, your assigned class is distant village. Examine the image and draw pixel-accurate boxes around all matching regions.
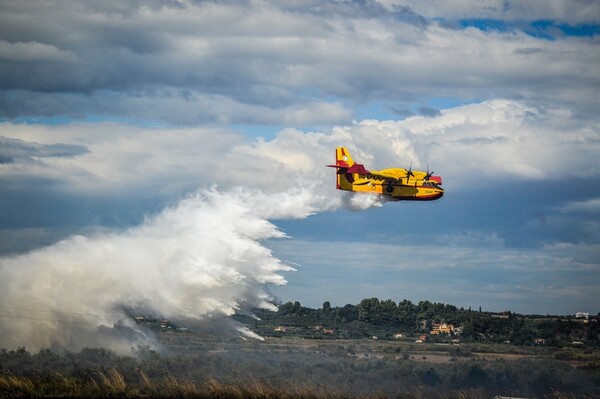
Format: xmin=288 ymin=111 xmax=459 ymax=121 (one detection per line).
xmin=261 ymin=312 xmax=597 ymax=347
xmin=137 ymin=299 xmax=599 ymax=348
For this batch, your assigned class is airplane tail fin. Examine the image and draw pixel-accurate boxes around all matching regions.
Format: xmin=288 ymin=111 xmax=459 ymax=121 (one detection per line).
xmin=328 ymin=147 xmax=367 ymax=171
xmin=326 ymin=147 xmax=370 ymax=189
xmin=334 ymin=147 xmax=355 ymax=168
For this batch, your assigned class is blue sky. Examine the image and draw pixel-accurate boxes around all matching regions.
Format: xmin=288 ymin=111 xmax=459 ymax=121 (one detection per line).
xmin=1 ymin=0 xmax=599 ymax=346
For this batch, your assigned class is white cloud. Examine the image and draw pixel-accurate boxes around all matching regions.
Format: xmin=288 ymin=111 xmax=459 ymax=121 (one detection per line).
xmin=0 ymin=1 xmax=598 ymax=123
xmin=0 ymin=40 xmax=77 ymax=62
xmin=0 ymin=122 xmax=240 ymax=195
xmin=379 ymin=0 xmax=600 ymax=24
xmin=399 ymin=100 xmax=600 ymax=184
xmin=558 ymin=198 xmax=600 ymax=213
xmin=2 ymin=98 xmax=598 ymax=200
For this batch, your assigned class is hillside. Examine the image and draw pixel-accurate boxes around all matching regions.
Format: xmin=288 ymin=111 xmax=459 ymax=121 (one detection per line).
xmin=1 ymin=298 xmax=599 ymax=398
xmin=233 ymin=298 xmax=600 ymax=347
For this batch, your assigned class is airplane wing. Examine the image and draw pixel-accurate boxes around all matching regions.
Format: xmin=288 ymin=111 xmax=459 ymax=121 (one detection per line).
xmin=369 ymin=168 xmax=408 ymax=181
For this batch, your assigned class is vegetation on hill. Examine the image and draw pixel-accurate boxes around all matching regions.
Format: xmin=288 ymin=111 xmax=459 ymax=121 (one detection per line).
xmin=1 ymin=298 xmax=599 ymax=398
xmin=235 ymin=298 xmax=600 ymax=346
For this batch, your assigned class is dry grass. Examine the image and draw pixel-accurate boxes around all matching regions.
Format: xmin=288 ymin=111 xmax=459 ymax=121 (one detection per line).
xmin=0 ymin=370 xmax=583 ymax=399
xmin=98 ymin=367 xmax=128 ymax=394
xmin=0 ymin=371 xmax=364 ymax=398
xmin=0 ymin=374 xmax=35 ymax=397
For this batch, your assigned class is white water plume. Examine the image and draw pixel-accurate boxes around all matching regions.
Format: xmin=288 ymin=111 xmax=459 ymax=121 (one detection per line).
xmin=0 ymin=189 xmax=295 ymax=352
xmin=341 ymin=192 xmax=385 ymax=211
xmin=0 ymin=115 xmax=461 ymax=352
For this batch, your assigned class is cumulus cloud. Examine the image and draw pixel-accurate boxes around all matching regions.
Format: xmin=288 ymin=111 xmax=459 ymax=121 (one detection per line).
xmin=0 ymin=91 xmax=353 ymax=126
xmin=399 ymin=100 xmax=600 ymax=183
xmin=0 ymin=1 xmax=598 ymax=124
xmin=558 ymin=198 xmax=600 ymax=214
xmin=380 ymin=0 xmax=600 ymax=24
xmin=2 ymin=99 xmax=598 ymax=203
xmin=0 ymin=40 xmax=78 ymax=63
xmin=0 ymin=136 xmax=88 ymax=164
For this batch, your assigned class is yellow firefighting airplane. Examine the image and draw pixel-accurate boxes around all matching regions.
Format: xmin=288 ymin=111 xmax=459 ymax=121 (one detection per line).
xmin=327 ymin=147 xmax=444 ymax=201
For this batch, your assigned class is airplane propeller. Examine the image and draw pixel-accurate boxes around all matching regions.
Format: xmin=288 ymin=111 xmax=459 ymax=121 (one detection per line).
xmin=425 ymin=164 xmax=434 ymax=180
xmin=406 ymin=162 xmax=414 ymax=181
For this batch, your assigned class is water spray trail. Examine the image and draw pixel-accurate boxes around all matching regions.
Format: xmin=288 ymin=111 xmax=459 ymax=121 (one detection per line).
xmin=0 ymin=128 xmax=399 ymax=352
xmin=0 ymin=189 xmax=294 ymax=352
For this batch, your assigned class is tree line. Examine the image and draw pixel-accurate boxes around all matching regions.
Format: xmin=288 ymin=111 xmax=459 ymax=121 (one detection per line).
xmin=240 ymin=298 xmax=600 ymax=346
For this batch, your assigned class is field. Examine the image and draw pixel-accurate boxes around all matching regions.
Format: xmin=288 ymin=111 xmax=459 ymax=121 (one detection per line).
xmin=1 ymin=329 xmax=599 ymax=398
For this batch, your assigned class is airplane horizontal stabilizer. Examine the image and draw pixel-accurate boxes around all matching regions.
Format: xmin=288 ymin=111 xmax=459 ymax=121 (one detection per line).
xmin=326 ymin=163 xmax=370 ymax=174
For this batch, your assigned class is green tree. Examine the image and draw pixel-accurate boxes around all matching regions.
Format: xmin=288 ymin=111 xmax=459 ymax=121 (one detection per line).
xmin=379 ymin=299 xmax=398 ymax=325
xmin=358 ymin=298 xmax=382 ymax=323
xmin=397 ymin=299 xmax=417 ymax=328
xmin=335 ymin=304 xmax=359 ymax=323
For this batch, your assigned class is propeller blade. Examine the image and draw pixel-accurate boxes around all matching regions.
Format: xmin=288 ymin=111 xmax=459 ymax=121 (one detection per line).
xmin=406 ymin=162 xmax=414 ymax=182
xmin=425 ymin=164 xmax=434 ymax=180
xmin=426 ymin=171 xmax=434 ymax=180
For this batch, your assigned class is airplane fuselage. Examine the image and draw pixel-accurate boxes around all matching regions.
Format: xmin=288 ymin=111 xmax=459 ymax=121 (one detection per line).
xmin=329 ymin=148 xmax=444 ymax=201
xmin=340 ymin=171 xmax=444 ymax=201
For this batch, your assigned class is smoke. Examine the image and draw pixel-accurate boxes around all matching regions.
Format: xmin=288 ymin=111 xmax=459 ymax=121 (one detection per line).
xmin=0 ymin=189 xmax=297 ymax=352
